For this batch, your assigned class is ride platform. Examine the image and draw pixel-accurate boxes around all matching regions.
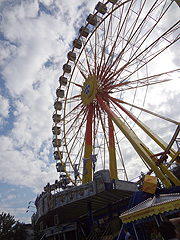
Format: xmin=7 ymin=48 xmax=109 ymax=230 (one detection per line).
xmin=32 ymin=170 xmax=138 ymax=239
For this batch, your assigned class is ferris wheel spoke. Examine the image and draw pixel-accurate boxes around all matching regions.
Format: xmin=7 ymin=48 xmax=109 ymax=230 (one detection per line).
xmin=97 ymin=104 xmax=109 ymax=146
xmin=100 ymin=18 xmax=125 ymax=81
xmin=81 ymin=38 xmax=92 ymax=76
xmin=97 ymin=107 xmax=110 ymax=169
xmin=127 ymin=8 xmax=170 ymax=62
xmin=129 ymin=27 xmax=179 ymax=66
xmin=109 ymin=96 xmax=178 ymax=158
xmin=76 ymin=139 xmax=85 ymax=169
xmin=97 ymin=94 xmax=174 ymax=188
xmin=110 ymin=96 xmax=179 ymax=125
xmin=64 ymin=105 xmax=88 ymax=137
xmin=103 ymin=1 xmax=133 ymax=73
xmin=104 ymin=12 xmax=179 ymax=83
xmin=107 ymin=28 xmax=179 ymax=84
xmin=102 ymin=0 xmax=155 ymax=79
xmin=94 ymin=28 xmax=97 ymax=74
xmin=63 ymin=113 xmax=88 ymax=181
xmin=126 ymin=68 xmax=180 ymax=86
xmin=99 ymin=14 xmax=112 ymax=71
xmin=62 ymin=102 xmax=84 ymax=125
xmin=64 ymin=137 xmax=85 ymax=182
xmin=114 ymin=131 xmax=128 ymax=180
xmin=126 ymin=0 xmax=168 ymax=59
xmin=87 ymin=38 xmax=96 ymax=70
xmin=65 ymin=115 xmax=86 ymax=150
xmin=62 ymin=94 xmax=81 ymax=105
xmin=111 ymin=66 xmax=180 ymax=93
xmin=139 ymin=21 xmax=178 ymax=67
xmin=111 ymin=77 xmax=171 ymax=92
xmin=65 ymin=133 xmax=85 ymax=171
xmin=87 ymin=0 xmax=132 ymax=77
xmin=117 ymin=0 xmax=148 ymax=61
xmin=75 ymin=59 xmax=89 ymax=80
xmin=98 ymin=7 xmax=119 ymax=73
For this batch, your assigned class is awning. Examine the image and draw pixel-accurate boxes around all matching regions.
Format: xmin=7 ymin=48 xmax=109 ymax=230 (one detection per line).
xmin=120 ymin=193 xmax=180 ymax=224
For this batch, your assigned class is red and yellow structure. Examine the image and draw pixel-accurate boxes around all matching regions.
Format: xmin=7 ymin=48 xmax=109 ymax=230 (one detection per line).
xmin=80 ymin=72 xmax=180 ymax=187
xmin=52 ymin=0 xmax=180 ymax=189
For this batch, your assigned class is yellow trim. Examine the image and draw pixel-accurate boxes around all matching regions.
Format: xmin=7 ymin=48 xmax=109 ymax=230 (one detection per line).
xmin=121 ymin=198 xmax=180 ymax=223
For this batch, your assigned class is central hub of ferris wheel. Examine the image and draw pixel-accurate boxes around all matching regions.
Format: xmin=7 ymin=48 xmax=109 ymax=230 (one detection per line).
xmin=81 ymin=75 xmax=98 ymax=105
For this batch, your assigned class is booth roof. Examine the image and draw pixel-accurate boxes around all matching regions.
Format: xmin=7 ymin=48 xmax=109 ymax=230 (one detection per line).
xmin=120 ymin=193 xmax=180 ymax=224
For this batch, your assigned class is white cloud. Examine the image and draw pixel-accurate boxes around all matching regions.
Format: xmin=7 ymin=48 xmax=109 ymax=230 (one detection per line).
xmin=0 ymin=0 xmax=99 ymax=195
xmin=0 ymin=94 xmax=10 ymax=127
xmin=0 ymin=94 xmax=9 ymax=118
xmin=0 ymin=135 xmax=57 ymax=193
xmin=0 ymin=0 xmax=99 ymax=224
xmin=39 ymin=0 xmax=53 ymax=7
xmin=0 ymin=40 xmax=17 ymax=66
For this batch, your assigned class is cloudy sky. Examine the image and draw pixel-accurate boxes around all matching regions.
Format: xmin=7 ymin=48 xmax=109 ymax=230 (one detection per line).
xmin=0 ymin=0 xmax=179 ymax=224
xmin=0 ymin=0 xmax=99 ymax=223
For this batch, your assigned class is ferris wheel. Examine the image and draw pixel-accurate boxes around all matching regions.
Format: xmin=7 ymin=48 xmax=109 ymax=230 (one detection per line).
xmin=52 ymin=0 xmax=180 ymax=189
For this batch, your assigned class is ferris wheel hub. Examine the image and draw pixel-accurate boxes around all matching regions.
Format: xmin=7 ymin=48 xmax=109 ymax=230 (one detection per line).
xmin=81 ymin=75 xmax=98 ymax=105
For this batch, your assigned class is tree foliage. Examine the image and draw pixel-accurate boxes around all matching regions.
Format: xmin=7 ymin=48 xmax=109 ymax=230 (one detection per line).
xmin=0 ymin=212 xmax=27 ymax=240
xmin=0 ymin=212 xmax=16 ymax=239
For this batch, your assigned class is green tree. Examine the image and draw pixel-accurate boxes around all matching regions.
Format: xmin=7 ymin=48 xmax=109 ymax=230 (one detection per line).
xmin=0 ymin=212 xmax=16 ymax=240
xmin=0 ymin=212 xmax=27 ymax=240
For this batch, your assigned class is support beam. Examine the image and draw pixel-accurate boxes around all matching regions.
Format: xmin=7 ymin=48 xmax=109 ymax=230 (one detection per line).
xmin=108 ymin=115 xmax=118 ymax=179
xmin=87 ymin=202 xmax=93 ymax=230
xmin=97 ymin=95 xmax=173 ymax=188
xmin=83 ymin=104 xmax=93 ymax=183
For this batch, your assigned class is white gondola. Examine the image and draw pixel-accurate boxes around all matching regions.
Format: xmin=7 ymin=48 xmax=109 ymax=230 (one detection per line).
xmin=54 ymin=151 xmax=63 ymax=160
xmin=67 ymin=51 xmax=76 ymax=61
xmin=56 ymin=162 xmax=65 ymax=172
xmin=59 ymin=76 xmax=67 ymax=86
xmin=52 ymin=114 xmax=61 ymax=123
xmin=86 ymin=14 xmax=97 ymax=26
xmin=52 ymin=126 xmax=60 ymax=135
xmin=56 ymin=88 xmax=64 ymax=98
xmin=52 ymin=138 xmax=61 ymax=147
xmin=95 ymin=2 xmax=107 ymax=14
xmin=63 ymin=64 xmax=71 ymax=73
xmin=54 ymin=100 xmax=62 ymax=111
xmin=59 ymin=76 xmax=68 ymax=86
xmin=73 ymin=39 xmax=82 ymax=49
xmin=79 ymin=26 xmax=89 ymax=38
